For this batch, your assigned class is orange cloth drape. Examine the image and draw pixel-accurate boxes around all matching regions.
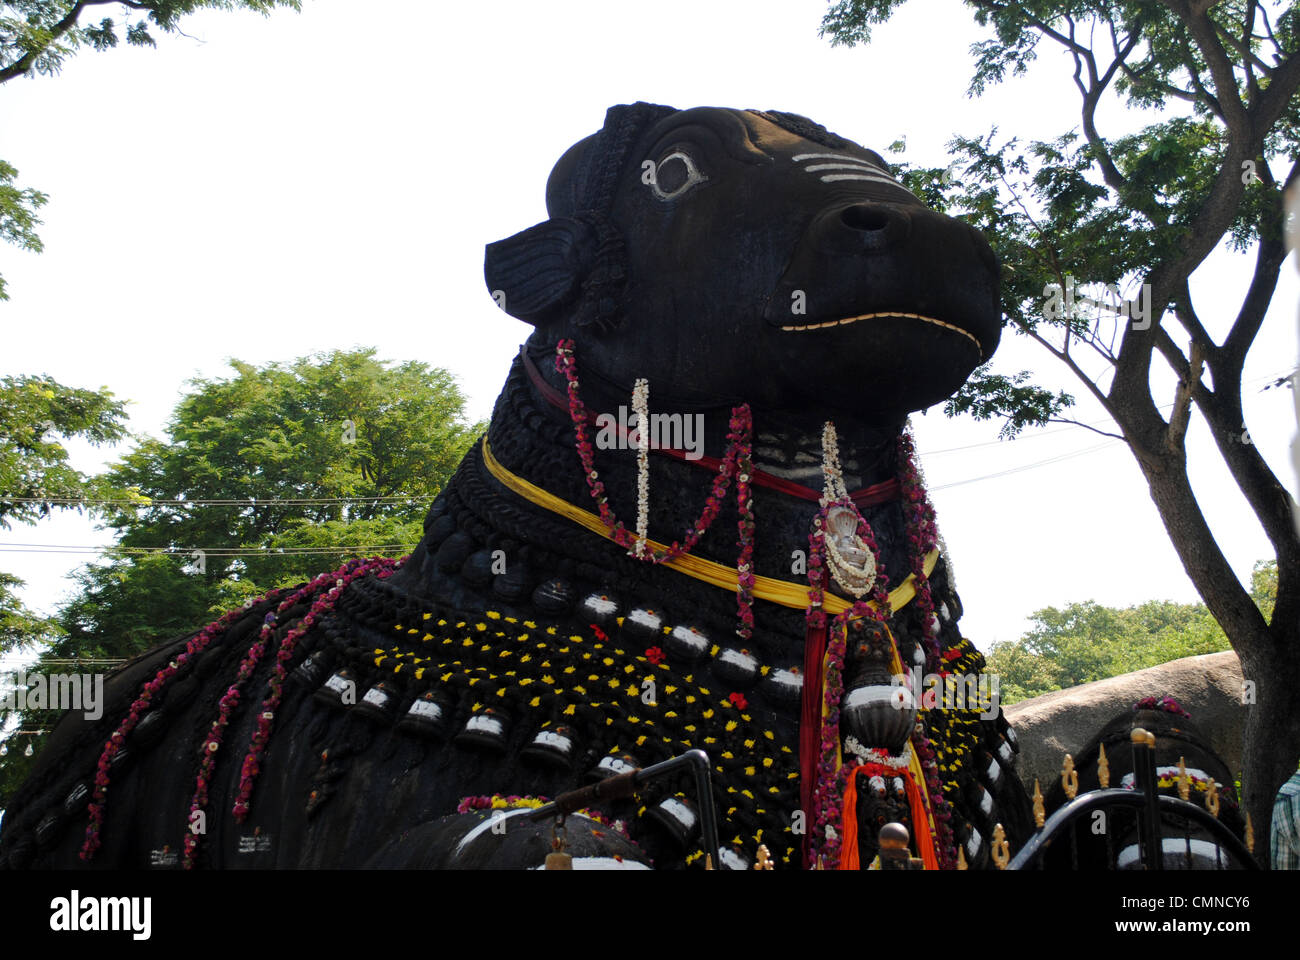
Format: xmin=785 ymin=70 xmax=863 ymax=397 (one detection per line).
xmin=838 ymin=763 xmax=940 ymax=870
xmin=840 ymin=769 xmax=863 ymax=870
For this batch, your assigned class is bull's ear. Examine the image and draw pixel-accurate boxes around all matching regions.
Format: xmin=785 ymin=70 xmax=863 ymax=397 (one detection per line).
xmin=484 ymin=218 xmax=595 ymax=323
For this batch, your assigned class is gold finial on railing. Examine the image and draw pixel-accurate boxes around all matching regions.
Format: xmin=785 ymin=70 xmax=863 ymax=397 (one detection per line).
xmin=815 ymin=854 xmax=825 ymax=871
xmin=753 ymin=844 xmax=774 ymax=870
xmin=1032 ymin=779 xmax=1045 ymax=828
xmin=956 ymin=844 xmax=968 ymax=870
xmin=1131 ymin=727 xmax=1150 ymax=747
xmin=1245 ymin=813 xmax=1254 ymax=853
xmin=705 ymin=853 xmax=714 ymax=870
xmin=1145 ymin=730 xmax=1156 ymax=749
xmin=1062 ymin=754 xmax=1079 ymax=800
xmin=1177 ymin=756 xmax=1191 ymax=801
xmin=1206 ymin=779 xmax=1220 ymax=818
xmin=1098 ymin=743 xmax=1110 ymax=788
xmin=992 ymin=823 xmax=1010 ymax=869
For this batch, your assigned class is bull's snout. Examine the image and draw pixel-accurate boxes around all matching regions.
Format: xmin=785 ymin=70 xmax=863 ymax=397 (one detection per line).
xmin=836 ymin=203 xmax=911 ymax=251
xmin=761 ymin=194 xmax=1002 ymax=371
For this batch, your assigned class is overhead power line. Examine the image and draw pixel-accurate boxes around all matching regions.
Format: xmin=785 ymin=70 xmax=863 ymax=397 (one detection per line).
xmin=0 ymin=544 xmax=412 ymax=557
xmin=2 ymin=495 xmax=435 ymax=507
xmin=919 ymin=368 xmax=1289 ymax=456
xmin=929 ymin=439 xmax=1122 ymax=491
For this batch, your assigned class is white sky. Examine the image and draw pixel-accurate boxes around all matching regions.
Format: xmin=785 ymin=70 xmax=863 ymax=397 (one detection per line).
xmin=0 ymin=0 xmax=1296 ymax=651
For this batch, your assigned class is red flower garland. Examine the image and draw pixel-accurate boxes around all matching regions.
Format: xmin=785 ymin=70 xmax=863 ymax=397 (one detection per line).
xmin=556 ymin=339 xmax=759 ymax=639
xmin=556 ymin=346 xmax=962 ymax=869
xmin=897 ymin=429 xmax=941 ymax=669
xmin=79 ymin=590 xmax=291 ymax=862
xmin=554 ymin=339 xmax=752 ymax=566
xmin=231 ymin=556 xmax=400 ymax=823
xmin=181 ymin=555 xmax=402 ymax=869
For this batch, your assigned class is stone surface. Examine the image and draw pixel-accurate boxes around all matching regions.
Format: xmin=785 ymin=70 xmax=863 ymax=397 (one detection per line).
xmin=1005 ymin=651 xmax=1246 ymax=790
xmin=1 ymin=103 xmax=1027 ymax=871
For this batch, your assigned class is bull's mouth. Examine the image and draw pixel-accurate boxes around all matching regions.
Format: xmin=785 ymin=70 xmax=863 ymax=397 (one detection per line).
xmin=778 ymin=311 xmax=983 ymax=354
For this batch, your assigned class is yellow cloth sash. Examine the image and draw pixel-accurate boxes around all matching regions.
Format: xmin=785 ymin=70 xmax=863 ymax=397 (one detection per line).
xmin=480 ymin=437 xmax=938 ymax=615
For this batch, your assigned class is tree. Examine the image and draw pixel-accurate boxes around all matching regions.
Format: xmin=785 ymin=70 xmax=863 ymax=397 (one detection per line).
xmin=100 ymin=349 xmax=479 ymax=588
xmin=0 ymin=159 xmax=45 ymax=301
xmin=80 ymin=348 xmax=482 ymax=650
xmin=821 ymin=0 xmax=1300 ymax=857
xmin=0 ymin=0 xmax=301 ymax=298
xmin=0 ymin=373 xmax=128 ymax=654
xmin=0 ymin=349 xmax=483 ymax=809
xmin=987 ymin=595 xmax=1239 ymax=703
xmin=0 ymin=374 xmax=128 ymax=808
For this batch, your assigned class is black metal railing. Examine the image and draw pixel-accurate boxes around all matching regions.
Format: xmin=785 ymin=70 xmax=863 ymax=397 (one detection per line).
xmin=525 ymin=748 xmax=724 ymax=868
xmin=1006 ymin=726 xmax=1258 ymax=870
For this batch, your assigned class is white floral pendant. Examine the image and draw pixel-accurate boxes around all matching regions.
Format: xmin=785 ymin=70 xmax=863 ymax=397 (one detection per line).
xmin=823 ymin=503 xmax=877 ymax=597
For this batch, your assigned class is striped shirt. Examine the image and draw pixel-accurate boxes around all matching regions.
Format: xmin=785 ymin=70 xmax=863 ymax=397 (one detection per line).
xmin=1272 ymin=770 xmax=1300 ymax=870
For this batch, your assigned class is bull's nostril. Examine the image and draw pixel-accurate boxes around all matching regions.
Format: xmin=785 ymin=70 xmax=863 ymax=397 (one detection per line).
xmin=840 ymin=205 xmax=892 ymax=232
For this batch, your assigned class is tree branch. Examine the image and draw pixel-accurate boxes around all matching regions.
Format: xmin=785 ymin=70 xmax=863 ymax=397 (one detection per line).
xmin=1115 ymin=39 xmax=1300 ymax=404
xmin=0 ymin=0 xmax=153 ymax=85
xmin=1045 ymin=417 xmax=1126 ymax=442
xmin=1215 ymin=8 xmax=1273 ymax=77
xmin=0 ymin=1 xmax=88 ymax=85
xmin=1016 ymin=318 xmax=1116 ymax=417
xmin=1030 ymin=9 xmax=1132 ymax=194
xmin=1256 ymin=2 xmax=1281 ymax=60
xmin=1180 ymin=3 xmax=1250 ymax=128
xmin=1187 ymin=376 xmax=1300 ymax=606
xmin=1220 ymin=158 xmax=1296 ymax=367
xmin=1118 ymin=59 xmax=1204 ymax=106
xmin=1171 ymin=280 xmax=1217 ymax=357
xmin=1167 ymin=338 xmax=1205 ymax=452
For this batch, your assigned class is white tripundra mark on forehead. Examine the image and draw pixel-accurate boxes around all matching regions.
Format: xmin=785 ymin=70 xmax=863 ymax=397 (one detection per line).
xmin=792 ymin=152 xmax=916 ymax=197
xmin=793 ymin=152 xmax=889 ymax=170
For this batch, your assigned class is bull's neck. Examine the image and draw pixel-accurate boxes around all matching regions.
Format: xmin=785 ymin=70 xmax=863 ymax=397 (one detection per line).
xmin=396 ymin=347 xmax=914 ymax=652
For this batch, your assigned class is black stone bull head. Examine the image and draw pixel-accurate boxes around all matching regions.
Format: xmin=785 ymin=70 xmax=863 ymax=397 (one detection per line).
xmin=0 ymin=102 xmax=1029 ymax=872
xmin=486 ymin=103 xmax=1001 ymax=421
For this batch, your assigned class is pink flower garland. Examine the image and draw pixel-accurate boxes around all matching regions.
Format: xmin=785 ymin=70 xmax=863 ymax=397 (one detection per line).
xmin=804 ymin=443 xmax=965 ymax=869
xmin=231 ymin=556 xmax=400 ymax=823
xmin=555 ymin=339 xmax=759 ymax=638
xmin=554 ymin=339 xmax=752 ymax=565
xmin=735 ymin=440 xmax=755 ymax=642
xmin=894 ymin=431 xmax=958 ymax=867
xmin=181 ymin=555 xmax=402 ymax=869
xmin=555 ymin=345 xmax=960 ymax=869
xmin=897 ymin=429 xmax=941 ymax=669
xmin=805 ymin=489 xmax=897 ymax=867
xmin=78 ymin=591 xmax=290 ymax=862
xmin=909 ymin=722 xmax=956 ymax=869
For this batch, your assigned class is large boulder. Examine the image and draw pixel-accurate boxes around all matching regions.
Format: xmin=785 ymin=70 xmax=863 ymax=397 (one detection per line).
xmin=1004 ymin=651 xmax=1245 ymax=791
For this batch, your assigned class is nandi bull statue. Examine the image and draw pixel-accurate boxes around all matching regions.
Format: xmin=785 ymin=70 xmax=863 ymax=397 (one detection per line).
xmin=0 ymin=102 xmax=1034 ymax=870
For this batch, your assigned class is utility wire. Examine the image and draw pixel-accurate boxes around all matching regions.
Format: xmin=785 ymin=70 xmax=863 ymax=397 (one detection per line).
xmin=0 ymin=544 xmax=411 ymax=556
xmin=929 ymin=440 xmax=1121 ymax=491
xmin=919 ymin=368 xmax=1288 ymax=455
xmin=2 ymin=495 xmax=435 ymax=507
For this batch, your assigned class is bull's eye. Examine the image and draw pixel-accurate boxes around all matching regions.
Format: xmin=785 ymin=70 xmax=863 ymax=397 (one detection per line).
xmin=649 ymin=151 xmax=706 ymax=201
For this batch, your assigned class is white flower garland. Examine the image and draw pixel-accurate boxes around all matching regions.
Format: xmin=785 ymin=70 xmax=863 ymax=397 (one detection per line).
xmin=843 ymin=737 xmax=913 ymax=770
xmin=631 ymin=378 xmax=650 ymax=559
xmin=819 ymin=421 xmax=877 ymax=597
